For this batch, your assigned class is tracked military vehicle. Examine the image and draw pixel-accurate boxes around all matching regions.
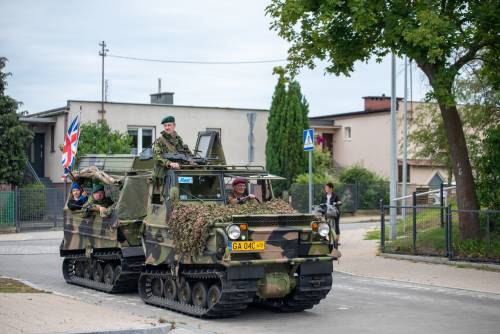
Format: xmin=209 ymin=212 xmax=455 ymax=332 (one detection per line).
xmin=138 ymin=131 xmax=339 ymax=318
xmin=60 ymin=156 xmax=149 ymax=293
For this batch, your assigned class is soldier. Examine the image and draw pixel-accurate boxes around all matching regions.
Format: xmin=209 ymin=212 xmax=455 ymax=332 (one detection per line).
xmin=152 ymin=116 xmax=192 ymax=170
xmin=82 ymin=183 xmax=115 ymax=217
xmin=227 ymin=178 xmax=257 ymax=205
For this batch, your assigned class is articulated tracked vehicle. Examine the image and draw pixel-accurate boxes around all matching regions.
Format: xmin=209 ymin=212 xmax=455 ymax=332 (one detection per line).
xmin=60 ymin=131 xmax=339 ymax=318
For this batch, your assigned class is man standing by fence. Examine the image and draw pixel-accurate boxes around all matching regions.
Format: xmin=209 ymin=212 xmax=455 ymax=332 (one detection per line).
xmin=321 ymin=182 xmax=342 ymax=245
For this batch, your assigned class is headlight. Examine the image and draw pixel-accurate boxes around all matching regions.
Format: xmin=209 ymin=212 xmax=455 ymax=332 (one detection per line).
xmin=227 ymin=225 xmax=241 ymax=240
xmin=317 ymin=223 xmax=330 ymax=237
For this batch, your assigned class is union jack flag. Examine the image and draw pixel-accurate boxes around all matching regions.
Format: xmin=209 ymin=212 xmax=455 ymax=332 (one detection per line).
xmin=61 ymin=115 xmax=80 ymax=174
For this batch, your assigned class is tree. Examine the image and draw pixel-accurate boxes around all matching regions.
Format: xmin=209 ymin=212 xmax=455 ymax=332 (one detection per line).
xmin=77 ymin=121 xmax=132 ymax=159
xmin=0 ymin=57 xmax=32 ymax=185
xmin=473 ymin=125 xmax=500 ymax=210
xmin=266 ymin=68 xmax=310 ymax=193
xmin=266 ymin=0 xmax=499 ymax=239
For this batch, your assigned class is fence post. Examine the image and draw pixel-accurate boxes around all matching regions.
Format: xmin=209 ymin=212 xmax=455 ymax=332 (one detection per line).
xmin=355 ymin=181 xmax=359 ymax=212
xmin=448 ymin=204 xmax=453 ymax=260
xmin=380 ymin=199 xmax=385 ymax=253
xmin=445 ymin=204 xmax=449 ymax=257
xmin=486 ymin=212 xmax=491 ymax=258
xmin=412 ymin=192 xmax=417 ymax=255
xmin=440 ymin=183 xmax=444 ymax=228
xmin=15 ymin=187 xmax=20 ymax=233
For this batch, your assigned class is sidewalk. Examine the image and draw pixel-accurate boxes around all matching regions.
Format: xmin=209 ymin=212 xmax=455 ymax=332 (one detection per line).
xmin=0 ymin=230 xmax=63 ymax=242
xmin=0 ymin=291 xmax=168 ymax=334
xmin=335 ymin=224 xmax=500 ymax=294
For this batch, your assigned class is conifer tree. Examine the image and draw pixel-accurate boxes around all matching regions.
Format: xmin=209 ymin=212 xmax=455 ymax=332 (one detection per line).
xmin=266 ymin=69 xmax=310 ymax=193
xmin=0 ymin=57 xmax=32 ymax=185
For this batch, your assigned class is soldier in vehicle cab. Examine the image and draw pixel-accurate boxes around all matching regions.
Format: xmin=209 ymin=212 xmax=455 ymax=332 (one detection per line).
xmin=227 ymin=178 xmax=257 ymax=205
xmin=82 ymin=183 xmax=115 ymax=217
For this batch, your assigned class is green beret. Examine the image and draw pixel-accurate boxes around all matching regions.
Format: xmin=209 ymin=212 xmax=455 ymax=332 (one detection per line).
xmin=161 ymin=116 xmax=175 ymax=124
xmin=92 ymin=183 xmax=104 ymax=193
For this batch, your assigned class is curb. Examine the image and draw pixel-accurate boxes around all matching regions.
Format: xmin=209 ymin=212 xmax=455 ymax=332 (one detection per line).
xmin=340 ymin=218 xmax=380 ymax=224
xmin=66 ymin=325 xmax=172 ymax=334
xmin=380 ymin=253 xmax=500 ymax=271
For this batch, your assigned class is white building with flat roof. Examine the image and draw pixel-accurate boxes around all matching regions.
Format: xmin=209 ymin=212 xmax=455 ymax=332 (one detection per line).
xmin=21 ymin=92 xmax=268 ymax=186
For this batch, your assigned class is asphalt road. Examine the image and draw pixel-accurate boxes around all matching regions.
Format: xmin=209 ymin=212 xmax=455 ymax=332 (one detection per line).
xmin=1 ymin=235 xmax=500 ymax=334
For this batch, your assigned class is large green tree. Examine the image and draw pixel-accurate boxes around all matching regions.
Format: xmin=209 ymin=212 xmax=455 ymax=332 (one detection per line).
xmin=266 ymin=0 xmax=499 ymax=239
xmin=266 ymin=68 xmax=310 ymax=193
xmin=0 ymin=57 xmax=32 ymax=185
xmin=77 ymin=121 xmax=132 ymax=159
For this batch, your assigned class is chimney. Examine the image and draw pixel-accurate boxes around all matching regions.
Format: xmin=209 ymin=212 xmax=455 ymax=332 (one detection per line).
xmin=150 ymin=92 xmax=174 ymax=105
xmin=363 ymin=95 xmax=392 ymax=111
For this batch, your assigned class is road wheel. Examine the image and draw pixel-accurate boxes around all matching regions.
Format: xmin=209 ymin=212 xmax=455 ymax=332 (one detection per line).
xmin=83 ymin=261 xmax=92 ymax=279
xmin=74 ymin=260 xmax=84 ymax=277
xmin=207 ymin=284 xmax=221 ymax=309
xmin=93 ymin=262 xmax=103 ymax=282
xmin=103 ymin=263 xmax=115 ymax=285
xmin=164 ymin=276 xmax=177 ymax=300
xmin=192 ymin=282 xmax=208 ymax=308
xmin=151 ymin=277 xmax=164 ymax=297
xmin=178 ymin=279 xmax=192 ymax=305
xmin=113 ymin=265 xmax=122 ymax=281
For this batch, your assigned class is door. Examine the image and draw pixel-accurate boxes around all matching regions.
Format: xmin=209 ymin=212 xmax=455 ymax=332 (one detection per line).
xmin=32 ymin=133 xmax=45 ymax=177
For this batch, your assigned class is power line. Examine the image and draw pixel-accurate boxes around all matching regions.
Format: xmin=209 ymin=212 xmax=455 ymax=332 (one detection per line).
xmin=107 ymin=54 xmax=287 ymax=65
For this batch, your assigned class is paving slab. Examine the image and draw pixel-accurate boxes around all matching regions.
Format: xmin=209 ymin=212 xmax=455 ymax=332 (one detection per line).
xmin=0 ymin=292 xmax=165 ymax=334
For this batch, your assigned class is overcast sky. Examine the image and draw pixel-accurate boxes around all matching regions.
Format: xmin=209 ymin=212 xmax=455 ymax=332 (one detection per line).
xmin=1 ymin=0 xmax=430 ymax=116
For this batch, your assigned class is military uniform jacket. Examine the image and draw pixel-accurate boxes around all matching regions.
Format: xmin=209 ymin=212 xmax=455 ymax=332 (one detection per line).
xmin=152 ymin=131 xmax=192 ymax=167
xmin=82 ymin=196 xmax=115 ymax=217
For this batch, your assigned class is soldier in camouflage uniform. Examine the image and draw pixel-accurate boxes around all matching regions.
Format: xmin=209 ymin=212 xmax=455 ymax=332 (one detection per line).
xmin=152 ymin=116 xmax=192 ymax=170
xmin=152 ymin=116 xmax=193 ymax=187
xmin=82 ymin=183 xmax=115 ymax=217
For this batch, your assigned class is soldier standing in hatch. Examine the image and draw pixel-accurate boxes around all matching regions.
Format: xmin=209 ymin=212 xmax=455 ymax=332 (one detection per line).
xmin=152 ymin=116 xmax=192 ymax=170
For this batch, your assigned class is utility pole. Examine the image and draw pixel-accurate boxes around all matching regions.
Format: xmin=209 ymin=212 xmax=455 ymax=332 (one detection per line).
xmin=402 ymin=57 xmax=409 ymax=226
xmin=98 ymin=41 xmax=108 ymax=121
xmin=390 ymin=54 xmax=397 ymax=240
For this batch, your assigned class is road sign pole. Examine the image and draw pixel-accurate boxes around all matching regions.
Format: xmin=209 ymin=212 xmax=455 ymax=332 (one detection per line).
xmin=303 ymin=128 xmax=315 ymax=213
xmin=308 ymin=149 xmax=312 ymax=213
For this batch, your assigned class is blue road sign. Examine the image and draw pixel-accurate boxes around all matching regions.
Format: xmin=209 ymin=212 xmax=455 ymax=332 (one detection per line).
xmin=303 ymin=129 xmax=314 ymax=151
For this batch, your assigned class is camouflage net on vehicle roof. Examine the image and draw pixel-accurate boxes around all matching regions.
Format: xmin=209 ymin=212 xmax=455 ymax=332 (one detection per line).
xmin=168 ymin=199 xmax=297 ymax=257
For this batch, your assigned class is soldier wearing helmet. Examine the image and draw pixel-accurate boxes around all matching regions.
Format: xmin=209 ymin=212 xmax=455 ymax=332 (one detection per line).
xmin=227 ymin=178 xmax=257 ymax=205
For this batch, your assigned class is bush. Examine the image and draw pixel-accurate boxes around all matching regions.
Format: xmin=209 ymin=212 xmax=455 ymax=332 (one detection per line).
xmin=19 ymin=184 xmax=46 ymax=220
xmin=339 ymin=165 xmax=389 ymax=209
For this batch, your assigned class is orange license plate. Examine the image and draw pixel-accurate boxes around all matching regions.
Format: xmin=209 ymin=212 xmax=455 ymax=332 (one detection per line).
xmin=230 ymin=241 xmax=265 ymax=252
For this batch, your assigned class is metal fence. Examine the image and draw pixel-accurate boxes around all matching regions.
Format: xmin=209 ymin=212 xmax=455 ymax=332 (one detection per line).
xmin=0 ymin=187 xmax=66 ymax=231
xmin=381 ymin=204 xmax=500 ymax=263
xmin=290 ymin=181 xmax=389 ymax=213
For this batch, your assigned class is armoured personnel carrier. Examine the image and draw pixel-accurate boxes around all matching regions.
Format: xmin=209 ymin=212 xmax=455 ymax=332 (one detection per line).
xmin=60 ymin=156 xmax=149 ymax=293
xmin=137 ymin=131 xmax=339 ymax=318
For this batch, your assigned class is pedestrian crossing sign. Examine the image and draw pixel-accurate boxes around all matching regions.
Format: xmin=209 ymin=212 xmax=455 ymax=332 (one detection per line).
xmin=303 ymin=129 xmax=314 ymax=151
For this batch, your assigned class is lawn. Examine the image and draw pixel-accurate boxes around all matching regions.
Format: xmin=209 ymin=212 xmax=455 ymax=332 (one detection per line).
xmin=0 ymin=277 xmax=43 ymax=293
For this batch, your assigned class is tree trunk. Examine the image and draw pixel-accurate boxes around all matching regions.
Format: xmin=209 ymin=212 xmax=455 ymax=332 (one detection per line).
xmin=437 ymin=102 xmax=480 ymax=239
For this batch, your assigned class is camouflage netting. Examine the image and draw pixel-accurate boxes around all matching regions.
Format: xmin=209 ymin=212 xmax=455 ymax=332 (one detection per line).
xmin=168 ymin=199 xmax=297 ymax=256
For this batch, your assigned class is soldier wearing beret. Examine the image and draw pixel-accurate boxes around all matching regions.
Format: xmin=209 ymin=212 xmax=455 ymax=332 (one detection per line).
xmin=82 ymin=183 xmax=115 ymax=217
xmin=227 ymin=178 xmax=257 ymax=205
xmin=152 ymin=116 xmax=192 ymax=170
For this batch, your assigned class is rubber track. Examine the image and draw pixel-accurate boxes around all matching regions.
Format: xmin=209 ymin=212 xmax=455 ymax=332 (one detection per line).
xmin=138 ymin=268 xmax=258 ymax=318
xmin=260 ymin=273 xmax=333 ymax=312
xmin=62 ymin=251 xmax=142 ymax=293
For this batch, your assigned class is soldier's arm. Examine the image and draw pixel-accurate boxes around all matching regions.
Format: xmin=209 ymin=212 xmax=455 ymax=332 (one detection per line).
xmin=153 ymin=141 xmax=174 ymax=167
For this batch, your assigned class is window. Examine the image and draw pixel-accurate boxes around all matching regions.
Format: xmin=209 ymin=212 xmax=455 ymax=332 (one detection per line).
xmin=128 ymin=127 xmax=155 ymax=155
xmin=176 ymin=174 xmax=223 ymax=201
xmin=344 ymin=126 xmax=352 ymax=140
xmin=398 ymin=165 xmax=411 ymax=183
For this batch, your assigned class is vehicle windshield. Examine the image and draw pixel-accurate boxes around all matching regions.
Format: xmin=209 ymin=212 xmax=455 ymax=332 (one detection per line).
xmin=176 ymin=174 xmax=223 ymax=201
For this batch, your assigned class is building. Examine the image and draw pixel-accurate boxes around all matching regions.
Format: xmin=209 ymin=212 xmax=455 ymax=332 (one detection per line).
xmin=21 ymin=92 xmax=268 ymax=186
xmin=310 ymin=96 xmax=449 ymax=192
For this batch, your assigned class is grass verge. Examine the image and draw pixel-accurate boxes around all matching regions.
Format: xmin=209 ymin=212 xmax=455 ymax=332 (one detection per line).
xmin=0 ymin=277 xmax=43 ymax=293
